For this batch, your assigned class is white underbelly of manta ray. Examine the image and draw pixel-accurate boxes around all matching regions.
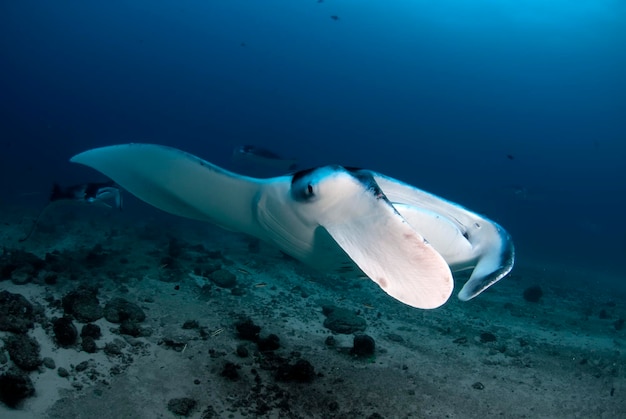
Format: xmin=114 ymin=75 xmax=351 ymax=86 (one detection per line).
xmin=70 ymin=144 xmax=515 ymax=310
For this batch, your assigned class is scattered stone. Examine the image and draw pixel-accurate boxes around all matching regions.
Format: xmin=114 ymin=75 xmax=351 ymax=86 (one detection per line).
xmin=53 ymin=317 xmax=78 ymax=346
xmin=472 ymin=382 xmax=485 ymax=390
xmin=167 ymin=397 xmax=198 ymax=417
xmin=75 ymin=360 xmax=90 ymax=372
xmin=230 ymin=287 xmax=245 ymax=296
xmin=57 ymin=367 xmax=70 ymax=378
xmin=201 ymin=405 xmax=219 ymax=418
xmin=599 ymin=309 xmax=610 ymax=320
xmin=235 ymin=318 xmax=260 ymax=342
xmin=81 ymin=336 xmax=97 ymax=353
xmin=119 ymin=321 xmax=142 ymax=337
xmin=386 ymin=333 xmax=404 ymax=343
xmin=236 ymin=344 xmax=249 ymax=357
xmin=275 ymin=359 xmax=316 ymax=383
xmin=351 ymin=334 xmax=376 ymax=357
xmin=0 ymin=291 xmax=36 ymax=333
xmin=221 ymin=362 xmax=240 ymax=381
xmin=42 ymin=357 xmax=56 ymax=369
xmin=10 ymin=268 xmax=31 ymax=285
xmin=182 ymin=320 xmax=200 ymax=329
xmin=104 ymin=340 xmax=126 ymax=356
xmin=210 ymin=269 xmax=237 ymax=288
xmin=322 ymin=306 xmax=366 ymax=334
xmin=325 ymin=336 xmax=336 ymax=347
xmin=453 ymin=336 xmax=468 ymax=344
xmin=81 ymin=323 xmax=102 ymax=340
xmin=62 ymin=287 xmax=104 ymax=323
xmin=104 ymin=298 xmax=146 ymax=324
xmin=160 ymin=337 xmax=187 ymax=352
xmin=0 ymin=250 xmax=45 ymax=281
xmin=0 ymin=370 xmax=35 ymax=407
xmin=523 ymin=286 xmax=543 ymax=303
xmin=614 ymin=318 xmax=625 ymax=331
xmin=479 ymin=332 xmax=497 ymax=343
xmin=257 ymin=334 xmax=280 ymax=352
xmin=5 ymin=334 xmax=41 ymax=371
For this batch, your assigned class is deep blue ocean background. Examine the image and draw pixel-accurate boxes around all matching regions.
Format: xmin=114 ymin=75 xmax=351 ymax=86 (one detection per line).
xmin=2 ymin=1 xmax=625 ymax=288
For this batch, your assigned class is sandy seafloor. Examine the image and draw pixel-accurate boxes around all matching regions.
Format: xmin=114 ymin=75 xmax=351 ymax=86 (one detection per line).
xmin=0 ymin=202 xmax=624 ymax=419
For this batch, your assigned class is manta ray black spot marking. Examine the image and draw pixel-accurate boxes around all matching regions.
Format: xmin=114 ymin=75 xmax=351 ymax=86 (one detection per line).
xmin=345 ymin=168 xmax=385 ymax=198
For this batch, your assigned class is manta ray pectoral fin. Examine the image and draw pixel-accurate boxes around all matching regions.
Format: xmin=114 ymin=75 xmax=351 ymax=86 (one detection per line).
xmin=319 ymin=198 xmax=454 ymax=310
xmin=70 ymin=144 xmax=267 ymax=237
xmin=457 ymin=222 xmax=515 ymax=301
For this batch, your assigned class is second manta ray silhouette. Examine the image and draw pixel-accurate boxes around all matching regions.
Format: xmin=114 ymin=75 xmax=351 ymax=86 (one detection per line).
xmin=19 ymin=181 xmax=123 ymax=242
xmin=71 ymin=144 xmax=514 ymax=309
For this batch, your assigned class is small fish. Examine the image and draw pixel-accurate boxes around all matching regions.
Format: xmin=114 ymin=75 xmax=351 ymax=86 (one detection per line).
xmin=231 ymin=145 xmax=298 ymax=173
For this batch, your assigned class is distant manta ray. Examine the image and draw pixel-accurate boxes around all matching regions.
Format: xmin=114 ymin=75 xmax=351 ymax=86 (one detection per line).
xmin=19 ymin=181 xmax=122 ymax=242
xmin=231 ymin=145 xmax=298 ymax=174
xmin=71 ymin=144 xmax=514 ymax=309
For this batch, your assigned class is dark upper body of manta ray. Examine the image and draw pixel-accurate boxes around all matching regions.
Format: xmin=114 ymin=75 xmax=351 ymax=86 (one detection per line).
xmin=71 ymin=144 xmax=514 ymax=309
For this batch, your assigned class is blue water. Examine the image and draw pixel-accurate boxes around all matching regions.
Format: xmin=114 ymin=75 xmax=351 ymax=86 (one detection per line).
xmin=2 ymin=1 xmax=625 ymax=284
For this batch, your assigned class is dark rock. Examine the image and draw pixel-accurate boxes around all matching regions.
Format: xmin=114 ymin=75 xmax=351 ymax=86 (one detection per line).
xmin=322 ymin=306 xmax=366 ymax=334
xmin=235 ymin=318 xmax=260 ymax=342
xmin=523 ymin=286 xmax=543 ymax=303
xmin=221 ymin=362 xmax=240 ymax=381
xmin=104 ymin=298 xmax=146 ymax=323
xmin=0 ymin=250 xmax=45 ymax=280
xmin=119 ymin=321 xmax=142 ymax=337
xmin=75 ymin=360 xmax=89 ymax=372
xmin=104 ymin=340 xmax=126 ymax=356
xmin=479 ymin=332 xmax=497 ymax=343
xmin=0 ymin=371 xmax=35 ymax=407
xmin=325 ymin=336 xmax=336 ymax=347
xmin=614 ymin=318 xmax=625 ymax=331
xmin=351 ymin=334 xmax=376 ymax=357
xmin=0 ymin=291 xmax=36 ymax=333
xmin=257 ymin=334 xmax=280 ymax=352
xmin=236 ymin=344 xmax=249 ymax=358
xmin=81 ymin=336 xmax=97 ymax=353
xmin=201 ymin=405 xmax=218 ymax=418
xmin=167 ymin=397 xmax=197 ymax=417
xmin=472 ymin=382 xmax=485 ymax=390
xmin=182 ymin=320 xmax=200 ymax=330
xmin=210 ymin=269 xmax=237 ymax=288
xmin=44 ymin=274 xmax=58 ymax=285
xmin=62 ymin=287 xmax=103 ymax=322
xmin=10 ymin=268 xmax=31 ymax=285
xmin=57 ymin=367 xmax=70 ymax=378
xmin=5 ymin=334 xmax=41 ymax=371
xmin=42 ymin=357 xmax=56 ymax=369
xmin=599 ymin=309 xmax=610 ymax=320
xmin=81 ymin=323 xmax=102 ymax=339
xmin=275 ymin=359 xmax=315 ymax=383
xmin=53 ymin=317 xmax=78 ymax=346
xmin=84 ymin=244 xmax=108 ymax=267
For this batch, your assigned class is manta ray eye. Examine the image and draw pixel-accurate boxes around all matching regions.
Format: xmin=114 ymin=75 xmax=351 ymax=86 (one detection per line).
xmin=307 ymin=184 xmax=313 ymax=195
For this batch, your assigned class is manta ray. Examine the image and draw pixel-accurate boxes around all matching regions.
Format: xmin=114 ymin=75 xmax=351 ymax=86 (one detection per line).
xmin=71 ymin=144 xmax=514 ymax=309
